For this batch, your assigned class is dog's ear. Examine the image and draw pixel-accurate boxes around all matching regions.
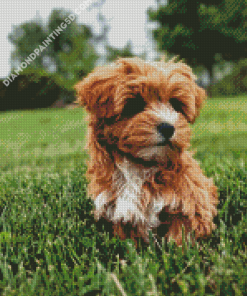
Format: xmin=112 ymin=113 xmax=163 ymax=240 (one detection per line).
xmin=74 ymin=64 xmax=118 ymax=118
xmin=181 ymin=84 xmax=206 ymax=124
xmin=87 ymin=127 xmax=114 ymax=198
xmin=167 ymin=61 xmax=206 ymax=124
xmin=192 ymin=84 xmax=206 ymax=123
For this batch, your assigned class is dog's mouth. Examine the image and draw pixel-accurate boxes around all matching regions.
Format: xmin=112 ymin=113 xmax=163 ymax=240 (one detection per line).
xmin=156 ymin=139 xmax=172 ymax=147
xmin=155 ymin=139 xmax=182 ymax=155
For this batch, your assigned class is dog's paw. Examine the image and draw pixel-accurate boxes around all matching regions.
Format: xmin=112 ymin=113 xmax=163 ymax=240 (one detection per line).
xmin=94 ymin=191 xmax=109 ymax=220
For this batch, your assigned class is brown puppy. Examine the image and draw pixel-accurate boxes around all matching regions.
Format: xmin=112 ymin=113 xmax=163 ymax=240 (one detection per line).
xmin=75 ymin=57 xmax=218 ymax=246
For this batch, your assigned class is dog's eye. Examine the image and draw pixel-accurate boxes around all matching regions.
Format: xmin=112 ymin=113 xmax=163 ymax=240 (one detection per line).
xmin=104 ymin=115 xmax=118 ymax=125
xmin=122 ymin=94 xmax=146 ymax=118
xmin=169 ymin=98 xmax=186 ymax=116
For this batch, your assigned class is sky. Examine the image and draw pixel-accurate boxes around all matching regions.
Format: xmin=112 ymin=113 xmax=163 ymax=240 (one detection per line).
xmin=0 ymin=0 xmax=158 ymax=78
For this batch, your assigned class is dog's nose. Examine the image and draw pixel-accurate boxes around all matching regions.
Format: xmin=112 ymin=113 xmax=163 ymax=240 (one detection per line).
xmin=157 ymin=123 xmax=175 ymax=141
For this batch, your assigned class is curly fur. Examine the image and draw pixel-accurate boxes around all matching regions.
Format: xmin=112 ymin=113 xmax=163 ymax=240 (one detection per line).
xmin=75 ymin=57 xmax=218 ymax=246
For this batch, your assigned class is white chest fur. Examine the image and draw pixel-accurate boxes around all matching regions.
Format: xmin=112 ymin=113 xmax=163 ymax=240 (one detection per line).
xmin=94 ymin=158 xmax=165 ymax=234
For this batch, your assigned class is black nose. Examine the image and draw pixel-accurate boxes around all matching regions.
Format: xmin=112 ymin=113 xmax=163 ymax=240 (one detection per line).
xmin=157 ymin=123 xmax=175 ymax=140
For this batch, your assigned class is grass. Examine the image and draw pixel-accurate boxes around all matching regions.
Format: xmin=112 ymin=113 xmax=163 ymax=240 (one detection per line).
xmin=0 ymin=97 xmax=247 ymax=295
xmin=0 ymin=108 xmax=87 ymax=170
xmin=192 ymin=98 xmax=247 ymax=156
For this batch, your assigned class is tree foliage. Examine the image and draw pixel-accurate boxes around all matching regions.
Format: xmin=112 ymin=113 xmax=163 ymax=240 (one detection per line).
xmin=148 ymin=0 xmax=247 ymax=81
xmin=8 ymin=9 xmax=98 ymax=91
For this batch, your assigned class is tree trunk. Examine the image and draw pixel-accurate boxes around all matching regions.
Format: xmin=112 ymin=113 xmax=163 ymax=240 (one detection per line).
xmin=207 ymin=63 xmax=214 ymax=85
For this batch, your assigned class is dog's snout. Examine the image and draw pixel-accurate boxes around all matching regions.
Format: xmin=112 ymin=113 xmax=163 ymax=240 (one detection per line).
xmin=157 ymin=123 xmax=175 ymax=140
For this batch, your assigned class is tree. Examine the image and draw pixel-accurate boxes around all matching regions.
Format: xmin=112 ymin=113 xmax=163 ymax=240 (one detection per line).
xmin=8 ymin=9 xmax=98 ymax=91
xmin=148 ymin=0 xmax=247 ymax=83
xmin=9 ymin=19 xmax=47 ymax=70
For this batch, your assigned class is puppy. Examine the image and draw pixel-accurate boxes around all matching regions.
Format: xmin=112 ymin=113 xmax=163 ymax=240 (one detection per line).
xmin=75 ymin=57 xmax=218 ymax=246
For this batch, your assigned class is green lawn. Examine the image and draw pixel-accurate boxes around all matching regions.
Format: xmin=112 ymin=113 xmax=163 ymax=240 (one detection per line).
xmin=0 ymin=107 xmax=88 ymax=171
xmin=0 ymin=97 xmax=247 ymax=295
xmin=192 ymin=98 xmax=247 ymax=154
xmin=1 ymin=97 xmax=247 ymax=168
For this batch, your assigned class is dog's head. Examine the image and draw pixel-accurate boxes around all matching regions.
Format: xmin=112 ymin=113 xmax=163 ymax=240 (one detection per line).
xmin=75 ymin=57 xmax=205 ymax=162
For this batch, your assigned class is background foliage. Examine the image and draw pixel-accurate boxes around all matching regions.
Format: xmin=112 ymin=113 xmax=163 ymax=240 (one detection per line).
xmin=148 ymin=0 xmax=247 ymax=83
